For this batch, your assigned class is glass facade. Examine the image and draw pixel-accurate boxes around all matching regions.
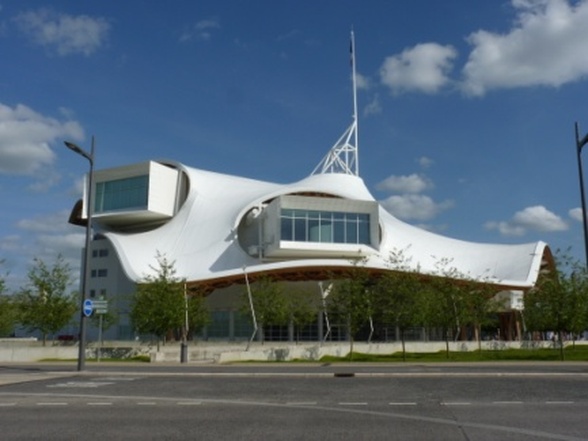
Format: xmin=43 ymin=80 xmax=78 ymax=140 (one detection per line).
xmin=280 ymin=209 xmax=370 ymax=245
xmin=94 ymin=175 xmax=149 ymax=213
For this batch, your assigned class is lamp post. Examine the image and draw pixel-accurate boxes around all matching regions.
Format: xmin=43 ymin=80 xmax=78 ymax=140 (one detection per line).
xmin=575 ymin=123 xmax=588 ymax=267
xmin=64 ymin=136 xmax=95 ymax=371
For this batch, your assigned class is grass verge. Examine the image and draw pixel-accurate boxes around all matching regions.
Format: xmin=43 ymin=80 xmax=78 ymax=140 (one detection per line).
xmin=319 ymin=345 xmax=588 ymax=363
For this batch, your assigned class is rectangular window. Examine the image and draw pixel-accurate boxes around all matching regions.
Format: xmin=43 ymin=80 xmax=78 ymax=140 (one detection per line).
xmin=279 ymin=208 xmax=370 ymax=246
xmin=95 ymin=175 xmax=149 ymax=213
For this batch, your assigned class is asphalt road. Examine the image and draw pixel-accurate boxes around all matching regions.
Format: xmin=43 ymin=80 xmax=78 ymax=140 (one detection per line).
xmin=0 ymin=362 xmax=587 ymax=440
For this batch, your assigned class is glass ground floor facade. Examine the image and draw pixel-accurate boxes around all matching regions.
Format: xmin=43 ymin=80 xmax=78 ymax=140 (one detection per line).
xmin=194 ymin=310 xmax=511 ymax=343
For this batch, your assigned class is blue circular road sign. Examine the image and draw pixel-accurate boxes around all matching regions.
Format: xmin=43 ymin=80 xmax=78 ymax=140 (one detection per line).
xmin=83 ymin=299 xmax=94 ymax=317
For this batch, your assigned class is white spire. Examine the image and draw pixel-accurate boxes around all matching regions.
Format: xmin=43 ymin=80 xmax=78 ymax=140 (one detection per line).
xmin=311 ymin=30 xmax=359 ymax=176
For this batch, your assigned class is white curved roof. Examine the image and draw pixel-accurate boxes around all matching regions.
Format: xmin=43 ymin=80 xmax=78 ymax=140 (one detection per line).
xmin=101 ymin=161 xmax=551 ymax=291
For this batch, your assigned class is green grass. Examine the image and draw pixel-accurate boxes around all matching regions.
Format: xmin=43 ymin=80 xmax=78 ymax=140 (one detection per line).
xmin=319 ymin=345 xmax=588 ymax=363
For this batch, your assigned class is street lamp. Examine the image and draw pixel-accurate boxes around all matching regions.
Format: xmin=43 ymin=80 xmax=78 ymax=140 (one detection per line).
xmin=575 ymin=122 xmax=588 ymax=267
xmin=64 ymin=136 xmax=95 ymax=371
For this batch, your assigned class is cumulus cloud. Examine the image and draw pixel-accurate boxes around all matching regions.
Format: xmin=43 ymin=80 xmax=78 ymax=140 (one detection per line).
xmin=569 ymin=207 xmax=583 ymax=222
xmin=0 ymin=103 xmax=84 ymax=175
xmin=485 ymin=205 xmax=568 ymax=236
xmin=417 ymin=156 xmax=434 ymax=169
xmin=14 ymin=9 xmax=110 ymax=56
xmin=179 ymin=18 xmax=220 ymax=42
xmin=376 ymin=173 xmax=432 ymax=194
xmin=380 ymin=43 xmax=457 ymax=94
xmin=380 ymin=194 xmax=454 ymax=221
xmin=462 ymin=0 xmax=588 ymax=96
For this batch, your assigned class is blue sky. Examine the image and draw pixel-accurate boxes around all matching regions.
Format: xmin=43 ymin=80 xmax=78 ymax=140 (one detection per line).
xmin=1 ymin=0 xmax=587 ymax=291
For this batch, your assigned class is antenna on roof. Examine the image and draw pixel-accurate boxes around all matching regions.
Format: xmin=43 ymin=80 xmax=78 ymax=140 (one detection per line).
xmin=311 ymin=29 xmax=359 ymax=176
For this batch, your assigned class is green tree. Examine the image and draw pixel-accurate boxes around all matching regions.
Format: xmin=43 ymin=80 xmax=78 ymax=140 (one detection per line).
xmin=327 ymin=259 xmax=372 ymax=359
xmin=374 ymin=249 xmax=425 ymax=361
xmin=185 ymin=288 xmax=210 ymax=340
xmin=461 ymin=279 xmax=501 ymax=351
xmin=285 ymin=286 xmax=320 ymax=343
xmin=0 ymin=261 xmax=17 ymax=337
xmin=524 ymin=253 xmax=588 ymax=360
xmin=420 ymin=258 xmax=469 ymax=358
xmin=130 ymin=253 xmax=188 ymax=349
xmin=242 ymin=275 xmax=289 ymax=343
xmin=15 ymin=255 xmax=77 ymax=346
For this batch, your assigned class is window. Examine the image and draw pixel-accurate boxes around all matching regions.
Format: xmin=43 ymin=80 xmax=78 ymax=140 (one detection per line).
xmin=280 ymin=209 xmax=370 ymax=245
xmin=92 ymin=249 xmax=109 ymax=258
xmin=94 ymin=175 xmax=149 ymax=213
xmin=92 ymin=269 xmax=108 ymax=278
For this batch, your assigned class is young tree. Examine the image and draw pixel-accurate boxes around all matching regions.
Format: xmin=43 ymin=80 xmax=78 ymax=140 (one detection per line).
xmin=421 ymin=258 xmax=469 ymax=358
xmin=374 ymin=249 xmax=425 ymax=361
xmin=326 ymin=259 xmax=372 ymax=359
xmin=15 ymin=255 xmax=77 ymax=346
xmin=0 ymin=261 xmax=17 ymax=337
xmin=186 ymin=288 xmax=210 ymax=340
xmin=284 ymin=286 xmax=320 ymax=343
xmin=461 ymin=279 xmax=501 ymax=351
xmin=524 ymin=253 xmax=588 ymax=360
xmin=130 ymin=253 xmax=187 ymax=349
xmin=241 ymin=275 xmax=289 ymax=344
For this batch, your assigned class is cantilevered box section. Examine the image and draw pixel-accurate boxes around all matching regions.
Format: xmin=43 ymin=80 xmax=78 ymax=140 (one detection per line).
xmin=87 ymin=161 xmax=185 ymax=228
xmin=262 ymin=195 xmax=380 ymax=258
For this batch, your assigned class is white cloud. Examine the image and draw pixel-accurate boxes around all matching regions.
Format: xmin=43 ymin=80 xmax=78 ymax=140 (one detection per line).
xmin=417 ymin=156 xmax=434 ymax=169
xmin=462 ymin=0 xmax=588 ymax=96
xmin=179 ymin=18 xmax=220 ymax=42
xmin=14 ymin=9 xmax=110 ymax=56
xmin=376 ymin=173 xmax=432 ymax=194
xmin=355 ymin=72 xmax=371 ymax=90
xmin=485 ymin=205 xmax=568 ymax=236
xmin=380 ymin=194 xmax=454 ymax=221
xmin=569 ymin=207 xmax=583 ymax=222
xmin=0 ymin=102 xmax=83 ymax=175
xmin=363 ymin=94 xmax=382 ymax=116
xmin=380 ymin=43 xmax=457 ymax=94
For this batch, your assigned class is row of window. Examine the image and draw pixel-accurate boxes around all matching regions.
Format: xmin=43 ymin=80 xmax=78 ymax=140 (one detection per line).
xmin=92 ymin=248 xmax=109 ymax=258
xmin=280 ymin=209 xmax=370 ymax=245
xmin=94 ymin=175 xmax=149 ymax=213
xmin=91 ymin=269 xmax=108 ymax=278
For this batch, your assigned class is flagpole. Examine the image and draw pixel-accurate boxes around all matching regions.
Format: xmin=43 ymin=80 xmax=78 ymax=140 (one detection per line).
xmin=350 ymin=29 xmax=359 ymax=175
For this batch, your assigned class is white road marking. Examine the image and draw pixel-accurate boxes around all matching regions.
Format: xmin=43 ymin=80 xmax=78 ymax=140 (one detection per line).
xmin=442 ymin=402 xmax=471 ymax=406
xmin=389 ymin=402 xmax=417 ymax=406
xmin=339 ymin=402 xmax=368 ymax=406
xmin=47 ymin=381 xmax=114 ymax=389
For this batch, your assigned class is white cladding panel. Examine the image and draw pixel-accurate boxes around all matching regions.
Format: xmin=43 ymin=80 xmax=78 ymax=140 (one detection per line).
xmin=147 ymin=162 xmax=179 ymax=216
